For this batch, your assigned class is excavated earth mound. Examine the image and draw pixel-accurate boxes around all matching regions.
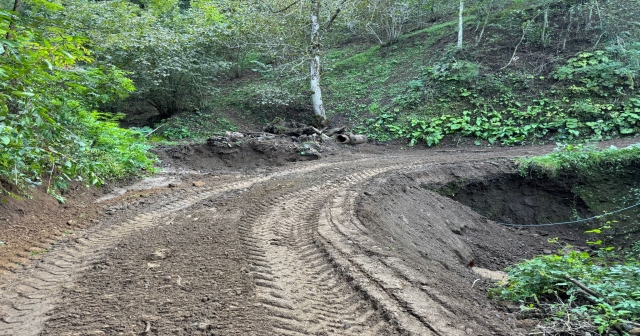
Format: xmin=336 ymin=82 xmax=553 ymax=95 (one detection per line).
xmin=1 ymin=142 xmax=620 ymax=336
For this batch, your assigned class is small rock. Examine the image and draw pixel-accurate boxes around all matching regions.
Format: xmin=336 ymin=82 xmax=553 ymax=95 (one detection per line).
xmin=147 ymin=262 xmax=160 ymax=269
xmin=515 ymin=319 xmax=538 ymax=329
xmin=543 ymin=249 xmax=553 ymax=254
xmin=629 ymin=328 xmax=640 ymax=335
xmin=168 ymin=183 xmax=180 ymax=188
xmin=194 ymin=322 xmax=211 ymax=331
xmin=192 ymin=181 xmax=206 ymax=187
xmin=146 ymin=248 xmax=170 ymax=261
xmin=67 ymin=220 xmax=76 ymax=226
xmin=505 ymin=304 xmax=519 ymax=313
xmin=225 ymin=131 xmax=244 ymax=141
xmin=235 ymin=289 xmax=242 ymax=295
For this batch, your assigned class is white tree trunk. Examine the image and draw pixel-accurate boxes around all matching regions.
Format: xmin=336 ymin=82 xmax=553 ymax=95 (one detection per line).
xmin=457 ymin=0 xmax=464 ymax=49
xmin=310 ymin=0 xmax=326 ymax=120
xmin=311 ymin=0 xmax=327 ymax=121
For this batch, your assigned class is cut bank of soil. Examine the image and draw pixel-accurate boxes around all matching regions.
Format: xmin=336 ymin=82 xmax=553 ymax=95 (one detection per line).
xmin=2 ymin=139 xmax=639 ymax=336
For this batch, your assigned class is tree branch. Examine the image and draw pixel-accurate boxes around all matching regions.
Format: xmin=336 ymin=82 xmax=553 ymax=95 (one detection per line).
xmin=565 ymin=275 xmax=613 ymax=305
xmin=325 ymin=0 xmax=349 ymax=31
xmin=268 ymin=0 xmax=301 ymax=14
xmin=5 ymin=0 xmax=20 ymax=40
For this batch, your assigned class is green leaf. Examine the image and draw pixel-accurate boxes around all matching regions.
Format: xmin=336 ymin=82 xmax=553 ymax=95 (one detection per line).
xmin=11 ymin=91 xmax=35 ymax=97
xmin=620 ymin=128 xmax=635 ymax=134
xmin=43 ymin=59 xmax=53 ymax=71
xmin=0 ymin=136 xmax=9 ymax=145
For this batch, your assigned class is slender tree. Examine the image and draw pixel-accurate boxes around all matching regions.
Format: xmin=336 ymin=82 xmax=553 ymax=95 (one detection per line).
xmin=310 ymin=0 xmax=326 ymax=120
xmin=457 ymin=0 xmax=463 ymax=48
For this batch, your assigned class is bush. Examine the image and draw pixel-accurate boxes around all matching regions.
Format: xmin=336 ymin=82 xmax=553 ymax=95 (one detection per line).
xmin=0 ymin=8 xmax=155 ymax=197
xmin=55 ymin=0 xmax=230 ymax=118
xmin=491 ymin=247 xmax=640 ymax=334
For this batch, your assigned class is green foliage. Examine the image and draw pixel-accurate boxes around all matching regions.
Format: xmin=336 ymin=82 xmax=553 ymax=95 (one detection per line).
xmin=0 ymin=8 xmax=155 ymax=196
xmin=57 ymin=0 xmax=230 ymax=117
xmin=356 ymin=47 xmax=640 ymax=146
xmin=157 ymin=110 xmax=238 ymax=141
xmin=554 ymin=45 xmax=640 ymax=98
xmin=517 ymin=143 xmax=640 ymax=178
xmin=491 ymin=248 xmax=640 ymax=333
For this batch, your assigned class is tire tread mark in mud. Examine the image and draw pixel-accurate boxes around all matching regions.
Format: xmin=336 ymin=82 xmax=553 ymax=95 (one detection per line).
xmin=0 ymin=177 xmax=269 ymax=336
xmin=241 ymin=166 xmax=405 ymax=335
xmin=0 ymin=149 xmax=542 ymax=336
xmin=316 ymin=164 xmax=498 ymax=336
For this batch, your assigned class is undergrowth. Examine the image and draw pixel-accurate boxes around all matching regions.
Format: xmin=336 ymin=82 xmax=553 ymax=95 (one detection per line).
xmin=517 ymin=142 xmax=640 ymax=178
xmin=492 ymin=243 xmax=640 ymax=334
xmin=354 ymin=42 xmax=640 ymax=146
xmin=141 ymin=110 xmax=238 ymax=141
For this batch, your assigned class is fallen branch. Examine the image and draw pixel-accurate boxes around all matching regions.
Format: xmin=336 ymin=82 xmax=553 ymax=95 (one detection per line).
xmin=565 ymin=275 xmax=612 ymax=305
xmin=499 ymin=15 xmax=539 ymax=71
xmin=565 ymin=275 xmax=624 ymax=335
xmin=145 ymin=124 xmax=165 ymax=137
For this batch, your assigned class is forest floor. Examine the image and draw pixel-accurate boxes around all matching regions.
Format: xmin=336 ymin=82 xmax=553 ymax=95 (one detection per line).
xmin=1 ymin=138 xmax=637 ymax=336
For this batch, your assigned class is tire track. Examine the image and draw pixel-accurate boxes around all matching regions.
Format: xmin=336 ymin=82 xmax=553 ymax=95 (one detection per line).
xmin=0 ymin=176 xmax=270 ymax=336
xmin=1 ymin=146 xmax=553 ymax=336
xmin=241 ymin=153 xmax=531 ymax=335
xmin=242 ymin=164 xmax=412 ymax=335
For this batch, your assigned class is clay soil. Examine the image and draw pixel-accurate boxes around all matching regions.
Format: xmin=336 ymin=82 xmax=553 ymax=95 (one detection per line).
xmin=1 ymin=139 xmax=638 ymax=336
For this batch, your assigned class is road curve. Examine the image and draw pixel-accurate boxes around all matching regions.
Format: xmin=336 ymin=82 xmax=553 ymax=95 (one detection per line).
xmin=0 ymin=147 xmax=547 ymax=336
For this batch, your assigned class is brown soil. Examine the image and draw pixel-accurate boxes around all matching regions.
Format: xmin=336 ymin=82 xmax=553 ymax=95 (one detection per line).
xmin=0 ymin=184 xmax=102 ymax=273
xmin=1 ymin=139 xmax=638 ymax=336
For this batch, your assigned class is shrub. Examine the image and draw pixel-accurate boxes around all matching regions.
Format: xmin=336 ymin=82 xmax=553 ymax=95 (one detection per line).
xmin=491 ymin=248 xmax=640 ymax=334
xmin=0 ymin=8 xmax=155 ymax=197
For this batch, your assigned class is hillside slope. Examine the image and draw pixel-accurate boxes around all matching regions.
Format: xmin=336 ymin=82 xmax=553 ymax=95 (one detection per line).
xmin=169 ymin=0 xmax=640 ymax=147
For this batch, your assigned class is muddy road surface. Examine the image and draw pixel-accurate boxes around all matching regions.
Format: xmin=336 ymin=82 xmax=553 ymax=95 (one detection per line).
xmin=1 ymin=146 xmax=573 ymax=335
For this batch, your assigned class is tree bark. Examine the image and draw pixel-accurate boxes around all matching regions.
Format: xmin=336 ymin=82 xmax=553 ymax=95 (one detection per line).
xmin=457 ymin=0 xmax=463 ymax=49
xmin=310 ymin=0 xmax=326 ymax=120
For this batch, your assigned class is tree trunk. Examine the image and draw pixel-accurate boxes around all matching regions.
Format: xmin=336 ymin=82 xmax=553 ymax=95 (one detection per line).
xmin=310 ymin=0 xmax=326 ymax=120
xmin=5 ymin=0 xmax=20 ymax=40
xmin=457 ymin=0 xmax=464 ymax=49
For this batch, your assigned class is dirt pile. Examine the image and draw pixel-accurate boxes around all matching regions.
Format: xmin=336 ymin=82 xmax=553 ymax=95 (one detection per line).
xmin=154 ymin=130 xmax=337 ymax=173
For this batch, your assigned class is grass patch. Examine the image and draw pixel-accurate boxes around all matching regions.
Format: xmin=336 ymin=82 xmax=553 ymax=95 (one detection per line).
xmin=517 ymin=142 xmax=640 ymax=178
xmin=398 ymin=16 xmax=476 ymax=42
xmin=29 ymin=249 xmax=49 ymax=256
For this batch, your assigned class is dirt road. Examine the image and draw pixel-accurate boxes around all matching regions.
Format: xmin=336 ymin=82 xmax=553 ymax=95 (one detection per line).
xmin=0 ymin=146 xmax=568 ymax=335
